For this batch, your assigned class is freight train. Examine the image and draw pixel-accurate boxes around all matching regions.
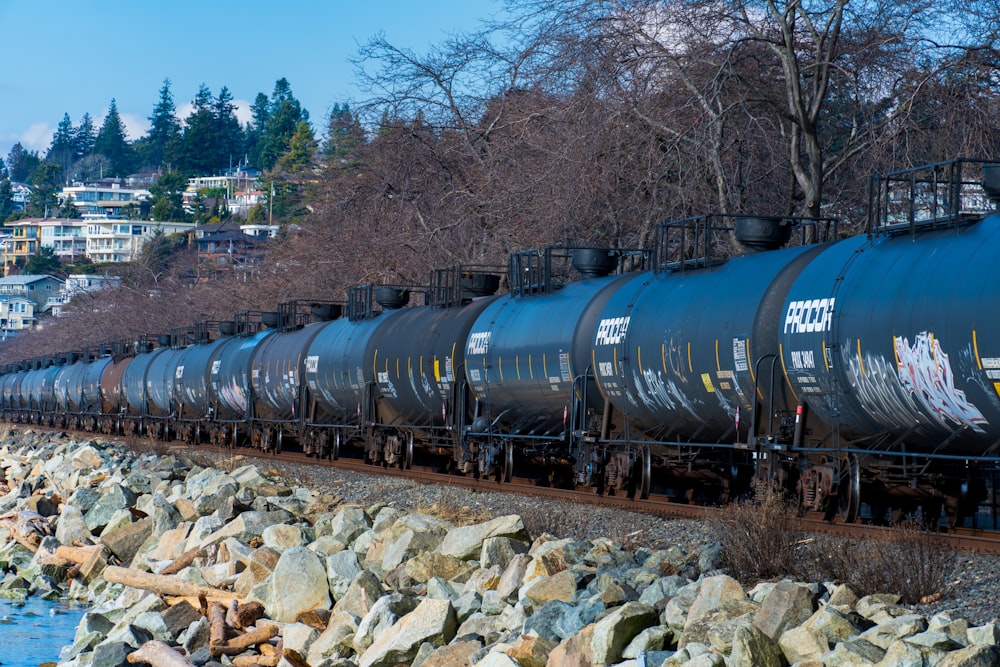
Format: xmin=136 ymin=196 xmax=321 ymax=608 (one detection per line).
xmin=2 ymin=158 xmax=1000 ymax=527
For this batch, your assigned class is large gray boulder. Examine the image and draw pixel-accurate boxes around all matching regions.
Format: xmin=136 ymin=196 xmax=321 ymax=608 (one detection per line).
xmin=257 ymin=546 xmax=331 ymax=623
xmin=357 ymin=598 xmax=458 ymax=667
xmin=437 ymin=515 xmax=527 ymax=560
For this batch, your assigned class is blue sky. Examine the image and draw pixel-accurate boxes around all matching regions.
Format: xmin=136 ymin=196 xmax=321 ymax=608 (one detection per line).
xmin=0 ymin=0 xmax=504 ymax=158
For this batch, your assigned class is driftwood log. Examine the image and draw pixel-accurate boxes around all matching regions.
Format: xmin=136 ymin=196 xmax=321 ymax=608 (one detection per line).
xmin=159 ymin=547 xmax=203 ymax=576
xmin=0 ymin=510 xmax=52 ymax=552
xmin=126 ymin=640 xmax=195 ymax=667
xmin=231 ymin=656 xmax=280 ymax=667
xmin=103 ymin=566 xmax=241 ymax=602
xmin=210 ymin=624 xmax=280 ymax=657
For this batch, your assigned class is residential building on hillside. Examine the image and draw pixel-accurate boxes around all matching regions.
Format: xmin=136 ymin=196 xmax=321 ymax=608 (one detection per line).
xmin=0 ymin=295 xmax=35 ymax=336
xmin=11 ymin=183 xmax=31 ymax=213
xmin=185 ymin=168 xmax=265 ymax=219
xmin=58 ymin=180 xmax=151 ymax=218
xmin=45 ymin=273 xmax=121 ymax=317
xmin=0 ymin=274 xmax=64 ymax=308
xmin=2 ymin=220 xmax=40 ymax=273
xmin=191 ymin=220 xmax=267 ymax=281
xmin=86 ymin=220 xmax=195 ymax=263
xmin=37 ymin=218 xmax=88 ymax=260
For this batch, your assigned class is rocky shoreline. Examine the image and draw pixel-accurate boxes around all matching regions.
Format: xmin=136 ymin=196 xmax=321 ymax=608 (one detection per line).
xmin=0 ymin=429 xmax=998 ymax=667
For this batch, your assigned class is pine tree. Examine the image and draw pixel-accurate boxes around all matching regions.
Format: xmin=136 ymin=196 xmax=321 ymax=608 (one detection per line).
xmin=324 ymin=103 xmax=366 ymax=163
xmin=73 ymin=113 xmax=97 ymax=160
xmin=259 ymin=78 xmax=309 ymax=170
xmin=6 ymin=143 xmax=40 ymax=182
xmin=278 ymin=121 xmax=318 ymax=173
xmin=245 ymin=92 xmax=271 ymax=168
xmin=145 ymin=79 xmax=182 ymax=169
xmin=178 ymin=85 xmax=216 ymax=174
xmin=213 ymin=86 xmax=245 ymax=171
xmin=93 ymin=99 xmax=135 ymax=177
xmin=47 ymin=114 xmax=76 ymax=182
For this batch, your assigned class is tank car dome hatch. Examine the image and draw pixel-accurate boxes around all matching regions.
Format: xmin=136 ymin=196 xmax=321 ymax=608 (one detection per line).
xmin=219 ymin=321 xmax=236 ymax=336
xmin=375 ymin=287 xmax=410 ymax=309
xmin=734 ymin=216 xmax=793 ymax=252
xmin=310 ymin=303 xmax=343 ymax=321
xmin=461 ymin=272 xmax=501 ymax=298
xmin=156 ymin=334 xmax=172 ymax=347
xmin=983 ymin=163 xmax=1000 ymax=204
xmin=260 ymin=311 xmax=280 ymax=328
xmin=572 ymin=248 xmax=617 ymax=278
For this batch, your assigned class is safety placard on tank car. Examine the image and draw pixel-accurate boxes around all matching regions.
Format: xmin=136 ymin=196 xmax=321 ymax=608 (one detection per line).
xmin=211 ymin=360 xmax=221 ymax=375
xmin=701 ymin=373 xmax=715 ymax=393
xmin=175 ymin=365 xmax=184 ymax=379
xmin=732 ymin=338 xmax=749 ymax=372
xmin=306 ymin=355 xmax=318 ymax=373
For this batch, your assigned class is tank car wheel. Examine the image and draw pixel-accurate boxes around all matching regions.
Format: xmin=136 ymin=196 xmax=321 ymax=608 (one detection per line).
xmin=629 ymin=445 xmax=651 ymax=500
xmin=837 ymin=455 xmax=861 ymax=523
xmin=401 ymin=431 xmax=414 ymax=469
xmin=330 ymin=429 xmax=341 ymax=460
xmin=276 ymin=428 xmax=283 ymax=454
xmin=499 ymin=441 xmax=514 ymax=483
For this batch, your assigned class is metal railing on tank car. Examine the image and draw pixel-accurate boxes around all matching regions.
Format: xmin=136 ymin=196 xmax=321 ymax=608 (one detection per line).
xmin=868 ymin=158 xmax=1000 ymax=237
xmin=652 ymin=214 xmax=839 ymax=274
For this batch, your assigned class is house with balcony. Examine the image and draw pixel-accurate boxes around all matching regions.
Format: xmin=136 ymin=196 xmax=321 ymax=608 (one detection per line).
xmin=86 ymin=220 xmax=195 ymax=263
xmin=1 ymin=220 xmax=40 ymax=274
xmin=37 ymin=218 xmax=89 ymax=260
xmin=0 ymin=274 xmax=64 ymax=309
xmin=185 ymin=167 xmax=265 ymax=219
xmin=0 ymin=295 xmax=35 ymax=336
xmin=58 ymin=180 xmax=151 ymax=219
xmin=46 ymin=273 xmax=121 ymax=316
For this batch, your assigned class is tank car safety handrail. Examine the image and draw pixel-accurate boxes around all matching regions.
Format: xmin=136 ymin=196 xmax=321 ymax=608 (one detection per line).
xmin=867 ymin=157 xmax=1000 ymax=237
xmin=347 ymin=283 xmax=428 ymax=321
xmin=653 ymin=214 xmax=837 ymax=274
xmin=509 ymin=246 xmax=647 ymax=297
xmin=429 ymin=264 xmax=506 ymax=308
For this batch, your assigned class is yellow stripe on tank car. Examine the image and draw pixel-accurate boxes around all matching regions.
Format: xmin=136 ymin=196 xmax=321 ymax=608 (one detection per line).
xmin=662 ymin=343 xmax=668 ymax=375
xmin=974 ymin=330 xmax=983 ymax=370
xmin=542 ymin=354 xmax=548 ymax=378
xmin=823 ymin=341 xmax=830 ymax=372
xmin=930 ymin=332 xmax=939 ymax=373
xmin=778 ymin=343 xmax=799 ymax=404
xmin=516 ymin=355 xmax=521 ymax=380
xmin=856 ymin=339 xmax=866 ymax=376
xmin=637 ymin=346 xmax=642 ymax=373
xmin=498 ymin=356 xmax=504 ymax=380
xmin=687 ymin=342 xmax=692 ymax=373
xmin=715 ymin=339 xmax=720 ymax=371
xmin=528 ymin=354 xmax=533 ymax=379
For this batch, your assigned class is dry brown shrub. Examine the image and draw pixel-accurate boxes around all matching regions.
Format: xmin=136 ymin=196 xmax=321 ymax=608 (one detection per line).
xmin=800 ymin=522 xmax=954 ymax=604
xmin=415 ymin=499 xmax=494 ymax=526
xmin=710 ymin=489 xmax=802 ymax=584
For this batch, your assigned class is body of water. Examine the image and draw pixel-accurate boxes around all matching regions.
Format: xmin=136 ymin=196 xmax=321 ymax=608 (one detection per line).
xmin=0 ymin=596 xmax=86 ymax=667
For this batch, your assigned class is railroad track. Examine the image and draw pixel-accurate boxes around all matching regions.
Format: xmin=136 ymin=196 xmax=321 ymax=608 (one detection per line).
xmin=153 ymin=438 xmax=1000 ymax=557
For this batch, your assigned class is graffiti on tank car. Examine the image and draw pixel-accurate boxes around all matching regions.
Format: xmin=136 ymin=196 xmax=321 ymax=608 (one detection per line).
xmin=595 ymin=316 xmax=630 ymax=346
xmin=895 ymin=332 xmax=987 ymax=432
xmin=784 ymin=298 xmax=835 ymax=334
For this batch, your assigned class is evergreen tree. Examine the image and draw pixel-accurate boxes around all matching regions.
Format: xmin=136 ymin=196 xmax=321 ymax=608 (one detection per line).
xmin=25 ymin=246 xmax=61 ymax=276
xmin=324 ymin=103 xmax=365 ymax=163
xmin=47 ymin=113 xmax=76 ymax=182
xmin=58 ymin=194 xmax=78 ymax=218
xmin=177 ymin=85 xmax=216 ymax=174
xmin=6 ymin=143 xmax=40 ymax=182
xmin=0 ymin=179 xmax=13 ymax=220
xmin=93 ymin=99 xmax=135 ymax=177
xmin=213 ymin=86 xmax=245 ymax=171
xmin=0 ymin=156 xmax=6 ymax=179
xmin=27 ymin=162 xmax=61 ymax=217
xmin=278 ymin=121 xmax=318 ymax=173
xmin=144 ymin=79 xmax=182 ymax=169
xmin=245 ymin=92 xmax=271 ymax=168
xmin=258 ymin=78 xmax=309 ymax=170
xmin=149 ymin=170 xmax=188 ymax=222
xmin=73 ymin=113 xmax=97 ymax=160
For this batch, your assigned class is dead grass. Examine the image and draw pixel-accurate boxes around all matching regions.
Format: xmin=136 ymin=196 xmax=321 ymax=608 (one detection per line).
xmin=414 ymin=499 xmax=494 ymax=526
xmin=797 ymin=522 xmax=954 ymax=604
xmin=709 ymin=489 xmax=802 ymax=584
